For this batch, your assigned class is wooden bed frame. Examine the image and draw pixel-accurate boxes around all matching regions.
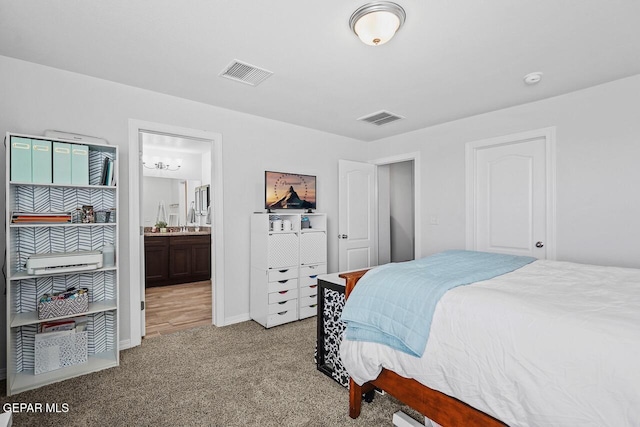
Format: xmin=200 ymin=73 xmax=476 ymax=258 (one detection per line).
xmin=340 ymin=270 xmax=506 ymax=427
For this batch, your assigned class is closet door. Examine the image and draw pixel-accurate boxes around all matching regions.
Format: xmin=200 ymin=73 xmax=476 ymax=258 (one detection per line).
xmin=467 ymin=128 xmax=556 ymax=259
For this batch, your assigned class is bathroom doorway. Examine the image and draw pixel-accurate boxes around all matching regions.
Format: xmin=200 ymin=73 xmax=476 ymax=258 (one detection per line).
xmin=141 ymin=133 xmax=213 ymax=337
xmin=128 ymin=120 xmax=224 ymax=346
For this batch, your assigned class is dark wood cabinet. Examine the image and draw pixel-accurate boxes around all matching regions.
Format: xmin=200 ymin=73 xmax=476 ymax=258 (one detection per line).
xmin=145 ymin=234 xmax=211 ymax=287
xmin=191 ymin=241 xmax=212 ymax=276
xmin=145 ymin=237 xmax=170 ymax=284
xmin=169 ymin=245 xmax=192 ymax=280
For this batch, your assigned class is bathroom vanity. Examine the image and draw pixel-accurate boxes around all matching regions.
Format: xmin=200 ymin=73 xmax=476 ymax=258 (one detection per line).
xmin=144 ymin=229 xmax=211 ymax=287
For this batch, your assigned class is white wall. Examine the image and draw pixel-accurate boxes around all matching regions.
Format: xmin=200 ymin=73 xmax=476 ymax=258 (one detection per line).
xmin=0 ymin=56 xmax=367 ymax=365
xmin=368 ymin=73 xmax=640 ymax=269
xmin=2 ymin=54 xmax=638 ymax=374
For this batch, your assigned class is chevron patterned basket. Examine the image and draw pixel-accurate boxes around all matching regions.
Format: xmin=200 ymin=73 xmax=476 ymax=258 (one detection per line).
xmin=37 ymin=291 xmax=89 ymax=320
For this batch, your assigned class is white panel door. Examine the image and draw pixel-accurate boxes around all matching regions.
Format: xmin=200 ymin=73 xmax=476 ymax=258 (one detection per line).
xmin=475 ymin=137 xmax=547 ymax=258
xmin=338 ymin=160 xmax=377 ymax=271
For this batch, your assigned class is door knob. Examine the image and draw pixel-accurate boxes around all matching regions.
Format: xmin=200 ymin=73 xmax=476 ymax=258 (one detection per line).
xmin=338 ymin=234 xmax=348 ymax=239
xmin=535 ymin=241 xmax=544 ymax=248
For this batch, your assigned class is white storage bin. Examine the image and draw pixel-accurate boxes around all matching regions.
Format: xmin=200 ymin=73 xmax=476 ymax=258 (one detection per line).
xmin=267 ymin=307 xmax=297 ymax=327
xmin=268 ymin=298 xmax=297 ymax=314
xmin=299 ymin=294 xmax=317 ymax=307
xmin=299 ymin=284 xmax=318 ymax=297
xmin=34 ymin=330 xmax=88 ymax=375
xmin=300 ymin=263 xmax=327 ymax=278
xmin=267 ymin=278 xmax=298 ymax=294
xmin=268 ymin=268 xmax=298 ymax=282
xmin=268 ymin=288 xmax=298 ymax=304
xmin=299 ymin=304 xmax=317 ymax=319
xmin=300 ymin=275 xmax=319 ymax=288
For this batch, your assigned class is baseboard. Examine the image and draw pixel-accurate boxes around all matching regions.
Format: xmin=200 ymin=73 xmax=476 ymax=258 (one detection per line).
xmin=392 ymin=411 xmax=441 ymax=427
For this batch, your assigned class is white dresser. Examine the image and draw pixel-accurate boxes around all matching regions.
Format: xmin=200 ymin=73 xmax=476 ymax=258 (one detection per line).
xmin=250 ymin=212 xmax=327 ymax=328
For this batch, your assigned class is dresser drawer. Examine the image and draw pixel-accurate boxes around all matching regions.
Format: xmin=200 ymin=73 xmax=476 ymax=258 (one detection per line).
xmin=299 ymin=294 xmax=317 ymax=308
xmin=300 ymin=263 xmax=326 ymax=278
xmin=268 ymin=278 xmax=298 ymax=294
xmin=299 ymin=304 xmax=317 ymax=319
xmin=300 ymin=275 xmax=320 ymax=288
xmin=268 ymin=298 xmax=297 ymax=315
xmin=268 ymin=268 xmax=298 ymax=282
xmin=267 ymin=307 xmax=298 ymax=327
xmin=268 ymin=288 xmax=298 ymax=304
xmin=299 ymin=284 xmax=318 ymax=297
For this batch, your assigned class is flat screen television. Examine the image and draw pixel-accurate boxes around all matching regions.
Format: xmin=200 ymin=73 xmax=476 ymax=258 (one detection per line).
xmin=265 ymin=171 xmax=316 ymax=210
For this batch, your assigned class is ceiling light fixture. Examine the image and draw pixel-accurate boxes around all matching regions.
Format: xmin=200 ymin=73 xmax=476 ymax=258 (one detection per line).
xmin=143 ymin=160 xmax=182 ymax=171
xmin=349 ymin=1 xmax=406 ymax=46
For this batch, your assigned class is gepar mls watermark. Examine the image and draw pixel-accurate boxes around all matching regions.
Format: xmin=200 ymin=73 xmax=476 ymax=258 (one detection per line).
xmin=3 ymin=402 xmax=69 ymax=413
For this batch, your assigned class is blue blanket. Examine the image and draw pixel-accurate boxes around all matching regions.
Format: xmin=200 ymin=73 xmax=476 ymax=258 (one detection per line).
xmin=341 ymin=250 xmax=535 ymax=357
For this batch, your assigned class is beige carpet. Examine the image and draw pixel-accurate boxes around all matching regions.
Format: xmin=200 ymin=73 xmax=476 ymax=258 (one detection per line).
xmin=1 ymin=318 xmax=422 ymax=426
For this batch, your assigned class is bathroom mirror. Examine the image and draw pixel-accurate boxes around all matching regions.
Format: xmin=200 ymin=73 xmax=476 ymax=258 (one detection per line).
xmin=142 ymin=177 xmax=202 ymax=226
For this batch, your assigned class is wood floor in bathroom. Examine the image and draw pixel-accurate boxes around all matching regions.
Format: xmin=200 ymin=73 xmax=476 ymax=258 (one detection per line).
xmin=144 ymin=280 xmax=212 ymax=338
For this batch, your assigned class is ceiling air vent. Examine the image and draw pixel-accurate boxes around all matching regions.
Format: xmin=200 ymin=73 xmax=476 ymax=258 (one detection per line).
xmin=357 ymin=110 xmax=405 ymax=126
xmin=219 ymin=60 xmax=273 ymax=86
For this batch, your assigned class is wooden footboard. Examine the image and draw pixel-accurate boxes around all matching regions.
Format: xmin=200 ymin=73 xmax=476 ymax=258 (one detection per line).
xmin=339 ymin=270 xmax=506 ymax=427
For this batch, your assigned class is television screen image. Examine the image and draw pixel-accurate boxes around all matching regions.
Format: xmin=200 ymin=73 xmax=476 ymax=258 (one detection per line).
xmin=265 ymin=171 xmax=316 ymax=210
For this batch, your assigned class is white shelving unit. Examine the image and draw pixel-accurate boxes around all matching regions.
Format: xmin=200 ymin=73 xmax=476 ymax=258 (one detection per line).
xmin=4 ymin=132 xmax=119 ymax=395
xmin=250 ymin=212 xmax=327 ymax=328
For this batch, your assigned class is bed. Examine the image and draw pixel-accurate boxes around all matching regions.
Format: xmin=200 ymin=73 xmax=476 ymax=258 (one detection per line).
xmin=339 ymin=251 xmax=640 ymax=427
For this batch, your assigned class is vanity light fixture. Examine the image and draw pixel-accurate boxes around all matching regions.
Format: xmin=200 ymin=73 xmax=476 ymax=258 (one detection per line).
xmin=143 ymin=159 xmax=182 ymax=171
xmin=349 ymin=1 xmax=406 ymax=46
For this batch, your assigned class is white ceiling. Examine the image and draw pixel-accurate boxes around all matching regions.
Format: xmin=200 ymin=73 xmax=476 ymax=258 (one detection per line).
xmin=1 ymin=1 xmax=639 ymax=142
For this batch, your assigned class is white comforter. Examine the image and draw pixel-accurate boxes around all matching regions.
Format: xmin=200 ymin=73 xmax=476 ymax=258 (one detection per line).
xmin=340 ymin=260 xmax=640 ymax=427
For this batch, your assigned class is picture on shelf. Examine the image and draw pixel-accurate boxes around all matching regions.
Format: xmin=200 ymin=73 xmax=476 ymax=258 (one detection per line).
xmin=82 ymin=205 xmax=94 ymax=223
xmin=265 ymin=171 xmax=316 ymax=210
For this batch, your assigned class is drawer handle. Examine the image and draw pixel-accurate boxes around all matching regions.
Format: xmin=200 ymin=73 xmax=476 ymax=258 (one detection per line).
xmin=278 ymin=301 xmax=287 ymax=305
xmin=309 ymin=304 xmax=317 ymax=308
xmin=310 ymin=275 xmax=318 ymax=279
xmin=278 ymin=269 xmax=289 ymax=273
xmin=310 ymin=294 xmax=317 ymax=299
xmin=310 ymin=285 xmax=317 ymax=289
xmin=279 ymin=290 xmax=288 ymax=295
xmin=278 ymin=311 xmax=288 ymax=316
xmin=278 ymin=280 xmax=288 ymax=284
